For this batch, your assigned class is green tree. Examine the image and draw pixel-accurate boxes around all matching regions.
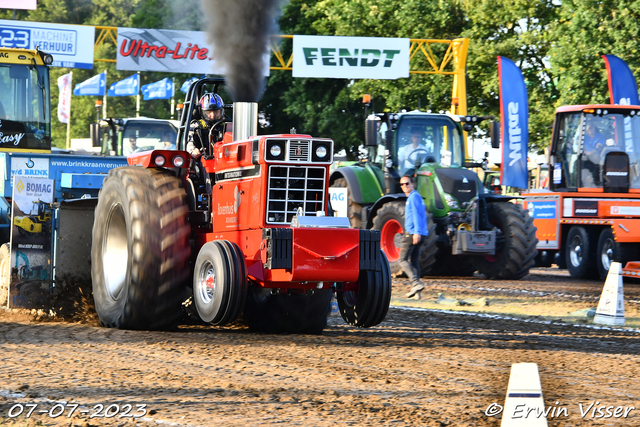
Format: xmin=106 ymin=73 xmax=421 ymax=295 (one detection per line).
xmin=549 ymin=0 xmax=640 ymax=107
xmin=461 ymin=0 xmax=559 ymax=153
xmin=263 ymin=0 xmax=468 ymax=156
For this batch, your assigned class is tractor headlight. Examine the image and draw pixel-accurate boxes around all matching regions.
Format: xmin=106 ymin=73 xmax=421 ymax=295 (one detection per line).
xmin=315 ymin=145 xmax=327 ymax=159
xmin=270 ymin=144 xmax=281 ymax=158
xmin=444 ymin=193 xmax=459 ymax=209
xmin=154 ymin=155 xmax=166 ymax=167
xmin=172 ymin=156 xmax=185 ymax=167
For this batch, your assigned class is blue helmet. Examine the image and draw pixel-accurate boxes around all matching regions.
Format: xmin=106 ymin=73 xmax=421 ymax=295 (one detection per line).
xmin=199 ymin=93 xmax=224 ymax=112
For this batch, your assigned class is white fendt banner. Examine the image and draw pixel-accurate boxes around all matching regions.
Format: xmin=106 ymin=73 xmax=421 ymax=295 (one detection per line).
xmin=293 ymin=35 xmax=410 ymax=79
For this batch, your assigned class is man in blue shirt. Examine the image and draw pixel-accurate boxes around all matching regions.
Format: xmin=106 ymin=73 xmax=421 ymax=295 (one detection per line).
xmin=400 ymin=175 xmax=429 ymax=299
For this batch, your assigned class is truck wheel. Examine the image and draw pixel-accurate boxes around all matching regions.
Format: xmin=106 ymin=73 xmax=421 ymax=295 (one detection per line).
xmin=193 ymin=240 xmax=247 ymax=325
xmin=0 ymin=243 xmax=9 ymax=307
xmin=337 ymin=250 xmax=392 ymax=328
xmin=596 ymin=228 xmax=616 ymax=279
xmin=565 ymin=226 xmax=596 ymax=279
xmin=244 ymin=287 xmax=332 ymax=334
xmin=331 ymin=178 xmax=362 ymax=228
xmin=596 ymin=228 xmax=639 ymax=279
xmin=476 ymin=202 xmax=538 ymax=280
xmin=91 ymin=167 xmax=191 ymax=330
xmin=372 ymin=201 xmax=438 ymax=275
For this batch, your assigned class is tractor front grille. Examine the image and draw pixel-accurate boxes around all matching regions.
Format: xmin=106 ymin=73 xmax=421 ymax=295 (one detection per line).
xmin=289 ymin=140 xmax=310 ymax=162
xmin=266 ymin=165 xmax=326 ymax=224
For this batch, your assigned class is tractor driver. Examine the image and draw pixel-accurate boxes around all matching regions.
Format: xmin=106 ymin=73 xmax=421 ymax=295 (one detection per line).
xmin=187 ymin=93 xmax=225 ymax=159
xmin=398 ymin=127 xmax=429 ymax=170
xmin=581 ymin=117 xmax=606 ymax=186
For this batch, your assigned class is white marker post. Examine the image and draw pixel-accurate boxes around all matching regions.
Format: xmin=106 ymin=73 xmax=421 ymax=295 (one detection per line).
xmin=501 ymin=363 xmax=548 ymax=427
xmin=594 ymin=262 xmax=625 ymax=326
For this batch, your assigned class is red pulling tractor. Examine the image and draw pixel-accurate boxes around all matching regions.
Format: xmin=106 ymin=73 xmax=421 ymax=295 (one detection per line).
xmin=90 ymin=78 xmax=391 ymax=333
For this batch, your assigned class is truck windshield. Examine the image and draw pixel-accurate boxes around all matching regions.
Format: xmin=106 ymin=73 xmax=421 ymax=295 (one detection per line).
xmin=558 ymin=111 xmax=640 ymax=188
xmin=0 ymin=64 xmax=51 ymax=152
xmin=396 ymin=116 xmax=463 ymax=171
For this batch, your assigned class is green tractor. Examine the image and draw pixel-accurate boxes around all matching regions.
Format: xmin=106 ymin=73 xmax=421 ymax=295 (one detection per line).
xmin=329 ymin=110 xmax=538 ymax=279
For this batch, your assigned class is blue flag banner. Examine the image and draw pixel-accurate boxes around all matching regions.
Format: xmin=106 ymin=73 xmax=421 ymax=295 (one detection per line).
xmin=73 ymin=72 xmax=106 ymax=96
xmin=498 ymin=56 xmax=529 ymax=189
xmin=141 ymin=78 xmax=174 ymax=100
xmin=108 ymin=74 xmax=140 ymax=97
xmin=180 ymin=77 xmax=198 ymax=93
xmin=602 ymin=55 xmax=640 ymax=106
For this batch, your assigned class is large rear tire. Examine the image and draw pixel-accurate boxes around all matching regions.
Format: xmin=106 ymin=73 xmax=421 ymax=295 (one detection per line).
xmin=331 ymin=178 xmax=363 ymax=228
xmin=91 ymin=167 xmax=191 ymax=330
xmin=475 ymin=202 xmax=538 ymax=280
xmin=372 ymin=201 xmax=438 ymax=276
xmin=337 ymin=250 xmax=392 ymax=328
xmin=244 ymin=287 xmax=332 ymax=334
xmin=193 ymin=240 xmax=247 ymax=325
xmin=0 ymin=243 xmax=9 ymax=307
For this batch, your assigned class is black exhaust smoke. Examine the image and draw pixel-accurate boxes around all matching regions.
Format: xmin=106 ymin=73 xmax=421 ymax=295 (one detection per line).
xmin=201 ymin=0 xmax=285 ymax=102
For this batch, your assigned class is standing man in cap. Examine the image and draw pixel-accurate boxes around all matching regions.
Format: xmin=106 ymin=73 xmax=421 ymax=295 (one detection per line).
xmin=399 ymin=174 xmax=429 ymax=299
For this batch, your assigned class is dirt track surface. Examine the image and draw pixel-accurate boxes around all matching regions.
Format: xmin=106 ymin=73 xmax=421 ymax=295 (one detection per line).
xmin=2 ymin=268 xmax=640 ymax=427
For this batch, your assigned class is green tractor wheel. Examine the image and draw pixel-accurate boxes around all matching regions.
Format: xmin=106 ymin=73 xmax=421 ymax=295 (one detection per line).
xmin=331 ymin=178 xmax=363 ymax=229
xmin=372 ymin=201 xmax=437 ymax=276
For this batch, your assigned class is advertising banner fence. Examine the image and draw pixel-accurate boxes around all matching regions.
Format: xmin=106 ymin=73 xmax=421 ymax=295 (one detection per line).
xmin=0 ymin=19 xmax=94 ymax=69
xmin=292 ymin=35 xmax=410 ymax=79
xmin=9 ymin=177 xmax=54 ymax=308
xmin=602 ymin=54 xmax=640 ymax=106
xmin=498 ymin=56 xmax=529 ymax=189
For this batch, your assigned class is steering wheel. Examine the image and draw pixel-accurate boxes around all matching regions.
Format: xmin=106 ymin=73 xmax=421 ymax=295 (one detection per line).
xmin=406 ymin=148 xmax=429 ymax=166
xmin=596 ymin=146 xmax=624 ymax=165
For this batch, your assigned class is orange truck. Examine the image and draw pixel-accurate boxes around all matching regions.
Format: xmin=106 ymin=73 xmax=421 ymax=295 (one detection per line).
xmin=523 ymin=104 xmax=640 ymax=279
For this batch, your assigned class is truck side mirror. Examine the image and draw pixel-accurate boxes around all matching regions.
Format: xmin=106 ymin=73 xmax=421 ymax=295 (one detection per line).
xmin=489 ymin=121 xmax=500 ymax=149
xmin=90 ymin=123 xmax=101 ymax=147
xmin=365 ymin=118 xmax=377 ymax=146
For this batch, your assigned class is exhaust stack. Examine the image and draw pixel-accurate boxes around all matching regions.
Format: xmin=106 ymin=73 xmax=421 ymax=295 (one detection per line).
xmin=232 ymin=102 xmax=258 ymax=141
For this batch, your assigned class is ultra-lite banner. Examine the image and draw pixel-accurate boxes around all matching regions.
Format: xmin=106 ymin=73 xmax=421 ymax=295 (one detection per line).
xmin=498 ymin=56 xmax=529 ymax=189
xmin=602 ymin=55 xmax=640 ymax=106
xmin=0 ymin=19 xmax=94 ymax=69
xmin=292 ymin=35 xmax=410 ymax=79
xmin=117 ymin=27 xmax=270 ymax=76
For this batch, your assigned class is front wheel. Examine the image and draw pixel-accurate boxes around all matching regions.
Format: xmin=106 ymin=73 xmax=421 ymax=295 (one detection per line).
xmin=193 ymin=240 xmax=247 ymax=325
xmin=91 ymin=167 xmax=191 ymax=330
xmin=475 ymin=202 xmax=538 ymax=280
xmin=337 ymin=250 xmax=391 ymax=328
